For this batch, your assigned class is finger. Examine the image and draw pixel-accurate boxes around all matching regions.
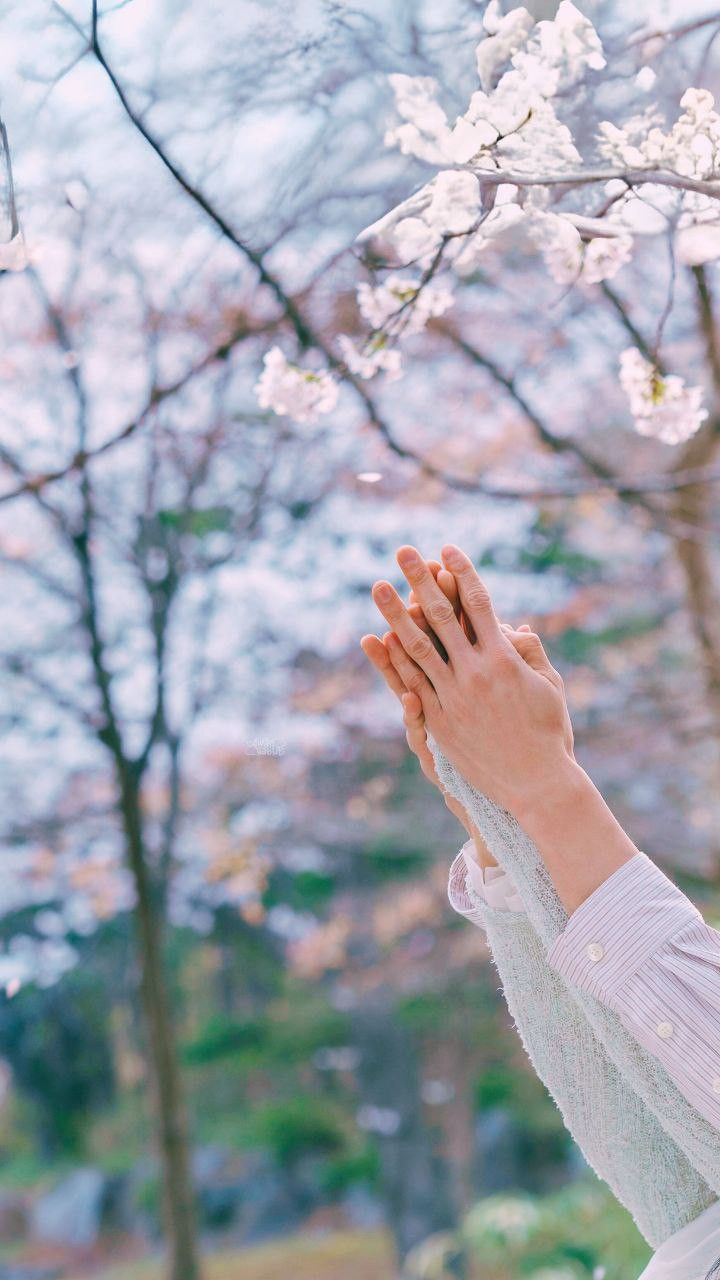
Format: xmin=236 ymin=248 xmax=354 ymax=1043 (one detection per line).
xmin=409 ymin=559 xmax=442 ymax=607
xmin=439 ymin=544 xmax=502 ymax=649
xmin=410 ymin=563 xmax=463 ymax=628
xmin=401 ymin=690 xmax=424 ymax=722
xmin=404 ymin=705 xmax=429 ymax=755
xmin=508 ymin=629 xmax=554 ymax=676
xmin=409 ymin=563 xmax=464 ymax=654
xmin=438 ymin=568 xmax=477 ymax=642
xmin=408 ymin=602 xmax=448 ymax=661
xmin=436 ymin=568 xmax=460 ymax=613
xmin=402 ymin=694 xmax=438 ymax=784
xmin=395 ymin=546 xmax=467 ymax=662
xmin=360 ymin=634 xmax=407 ymax=700
xmin=518 ymin=623 xmax=532 ymax=632
xmin=384 ymin=630 xmax=441 ymax=714
xmin=372 ymin=579 xmax=448 ymax=691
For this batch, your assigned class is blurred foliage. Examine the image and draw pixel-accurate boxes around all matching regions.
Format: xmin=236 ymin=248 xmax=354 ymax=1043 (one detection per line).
xmin=475 ymin=1065 xmax=570 ymax=1142
xmin=551 ymin=614 xmax=666 ymax=665
xmin=0 ymin=966 xmax=115 ymax=1156
xmin=461 ymin=1180 xmax=652 ymax=1279
xmin=245 ymin=1096 xmax=348 ymax=1168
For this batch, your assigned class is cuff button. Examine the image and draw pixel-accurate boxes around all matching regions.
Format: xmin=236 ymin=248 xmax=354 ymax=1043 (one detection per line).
xmin=656 ymin=1021 xmax=674 ymax=1039
xmin=711 ymin=1078 xmax=720 ymax=1095
xmin=586 ymin=942 xmax=605 ymax=962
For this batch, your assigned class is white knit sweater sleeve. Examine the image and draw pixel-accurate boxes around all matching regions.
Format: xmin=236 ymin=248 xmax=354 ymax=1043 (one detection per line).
xmin=432 ymin=740 xmax=720 ymax=1247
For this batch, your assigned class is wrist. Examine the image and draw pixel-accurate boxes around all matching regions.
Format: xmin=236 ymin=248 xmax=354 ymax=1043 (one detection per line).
xmin=511 ymin=757 xmax=594 ymax=840
xmin=510 ymin=757 xmax=639 ymax=914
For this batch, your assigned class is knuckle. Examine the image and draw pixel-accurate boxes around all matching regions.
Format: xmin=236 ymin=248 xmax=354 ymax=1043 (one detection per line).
xmin=426 ymin=600 xmax=454 ymax=627
xmin=465 ymin=586 xmax=492 ymax=614
xmin=407 ymin=669 xmax=426 ymax=693
xmin=407 ymin=633 xmax=432 ymax=662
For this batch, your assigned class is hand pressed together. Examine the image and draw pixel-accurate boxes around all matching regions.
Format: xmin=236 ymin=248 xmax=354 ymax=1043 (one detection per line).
xmin=361 ymin=543 xmax=575 ymax=821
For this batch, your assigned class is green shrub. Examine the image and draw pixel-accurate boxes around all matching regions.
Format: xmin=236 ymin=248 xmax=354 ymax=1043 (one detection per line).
xmin=182 ymin=1015 xmax=267 ymax=1065
xmin=247 ymin=1097 xmax=347 ymax=1168
xmin=320 ymin=1143 xmax=381 ymax=1196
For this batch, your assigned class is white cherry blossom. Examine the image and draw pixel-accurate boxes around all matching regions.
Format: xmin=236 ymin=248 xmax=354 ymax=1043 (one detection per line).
xmin=526 ymin=211 xmax=582 ymax=285
xmin=384 ymin=74 xmax=454 ymax=166
xmin=619 ymin=348 xmax=708 ymax=445
xmin=254 ymin=347 xmax=339 ymax=424
xmin=599 ymin=90 xmax=720 ymax=179
xmin=337 ymin=334 xmax=403 ymax=381
xmin=425 ymin=170 xmax=481 ymax=234
xmin=475 ymin=7 xmax=535 ymax=92
xmin=581 ymin=234 xmax=633 ymax=285
xmin=635 ymin=66 xmax=657 ymax=93
xmin=528 ymin=212 xmax=633 ymax=286
xmin=451 ymin=200 xmax=526 ymax=275
xmin=676 ymin=221 xmax=720 ymax=266
xmin=260 ymin=4 xmax=720 ymax=427
xmin=482 ymin=0 xmax=503 ymax=36
xmin=509 ymin=1 xmax=605 ymax=98
xmin=357 ymin=275 xmax=454 ymax=336
xmin=358 ymin=171 xmax=481 ymax=267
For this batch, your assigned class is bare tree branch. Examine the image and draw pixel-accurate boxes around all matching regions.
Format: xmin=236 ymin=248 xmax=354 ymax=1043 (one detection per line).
xmin=0 ymin=315 xmax=275 ymax=504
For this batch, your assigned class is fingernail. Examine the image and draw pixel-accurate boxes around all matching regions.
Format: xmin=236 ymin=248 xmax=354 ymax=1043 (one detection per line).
xmin=374 ymin=583 xmax=392 ymax=602
xmin=397 ymin=548 xmax=419 ymax=567
xmin=441 ymin=544 xmax=462 ymax=568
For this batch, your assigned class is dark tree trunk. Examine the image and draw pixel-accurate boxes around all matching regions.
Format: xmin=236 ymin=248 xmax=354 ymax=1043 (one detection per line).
xmin=351 ymin=996 xmax=456 ymax=1262
xmin=120 ymin=770 xmax=201 ymax=1280
xmin=671 ymin=269 xmax=720 ymax=772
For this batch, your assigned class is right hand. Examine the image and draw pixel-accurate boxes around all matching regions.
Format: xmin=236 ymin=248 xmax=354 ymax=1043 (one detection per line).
xmin=361 ymin=561 xmax=566 ymax=863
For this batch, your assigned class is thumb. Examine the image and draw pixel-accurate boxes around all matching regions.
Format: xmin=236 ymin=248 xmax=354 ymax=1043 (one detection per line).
xmin=503 ymin=626 xmax=555 ymax=677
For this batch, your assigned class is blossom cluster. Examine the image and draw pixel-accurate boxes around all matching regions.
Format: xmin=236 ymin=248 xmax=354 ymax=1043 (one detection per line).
xmin=256 ymin=2 xmax=717 ymax=444
xmin=255 ymin=346 xmax=339 ymax=424
xmin=618 ymin=348 xmax=708 ymax=445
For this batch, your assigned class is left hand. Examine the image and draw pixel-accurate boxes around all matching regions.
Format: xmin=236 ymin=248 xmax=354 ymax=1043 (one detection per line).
xmin=365 ymin=543 xmax=575 ymax=818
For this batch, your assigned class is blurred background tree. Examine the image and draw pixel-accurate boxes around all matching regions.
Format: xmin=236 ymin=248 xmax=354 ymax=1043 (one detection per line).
xmin=0 ymin=2 xmax=719 ymax=1279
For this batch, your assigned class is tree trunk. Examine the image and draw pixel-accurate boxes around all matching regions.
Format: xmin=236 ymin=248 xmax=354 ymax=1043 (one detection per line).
xmin=351 ymin=997 xmax=456 ymax=1262
xmin=120 ymin=769 xmax=202 ymax=1280
xmin=671 ymin=269 xmax=720 ymax=752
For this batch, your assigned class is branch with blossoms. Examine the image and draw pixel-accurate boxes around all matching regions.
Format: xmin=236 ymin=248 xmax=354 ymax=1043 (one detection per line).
xmin=45 ymin=0 xmax=720 ymax=515
xmin=256 ymin=1 xmax=720 ymax=449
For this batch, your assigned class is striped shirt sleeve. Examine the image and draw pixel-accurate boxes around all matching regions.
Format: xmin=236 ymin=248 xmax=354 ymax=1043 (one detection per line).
xmin=546 ymin=850 xmax=720 ymax=1133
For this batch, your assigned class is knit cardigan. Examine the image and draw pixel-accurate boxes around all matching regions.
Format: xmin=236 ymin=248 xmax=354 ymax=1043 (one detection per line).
xmin=428 ymin=739 xmax=720 ymax=1248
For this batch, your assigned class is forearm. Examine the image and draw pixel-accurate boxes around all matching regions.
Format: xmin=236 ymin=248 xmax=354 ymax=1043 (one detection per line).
xmin=514 ymin=758 xmax=639 ymax=916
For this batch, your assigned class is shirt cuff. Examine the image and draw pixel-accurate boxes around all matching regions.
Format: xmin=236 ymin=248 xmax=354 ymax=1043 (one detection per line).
xmin=464 ymin=846 xmax=525 ymax=912
xmin=546 ymin=850 xmax=704 ymax=1002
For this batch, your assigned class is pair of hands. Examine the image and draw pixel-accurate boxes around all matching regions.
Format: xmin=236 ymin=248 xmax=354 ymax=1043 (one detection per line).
xmin=360 ymin=543 xmax=575 ymax=842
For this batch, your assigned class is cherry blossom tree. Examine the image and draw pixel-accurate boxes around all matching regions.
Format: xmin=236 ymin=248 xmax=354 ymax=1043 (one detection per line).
xmin=253 ymin=1 xmax=720 ymax=746
xmin=259 ymin=3 xmax=719 ymax=445
xmin=4 ymin=1 xmax=720 ymax=1274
